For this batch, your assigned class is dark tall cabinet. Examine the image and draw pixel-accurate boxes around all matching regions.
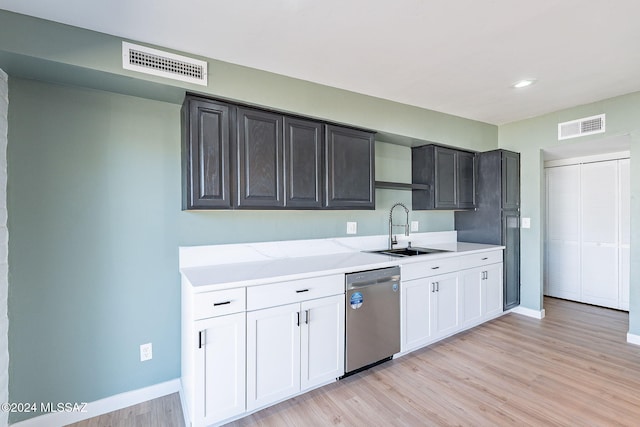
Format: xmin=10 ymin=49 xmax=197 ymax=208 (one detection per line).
xmin=455 ymin=150 xmax=521 ymax=310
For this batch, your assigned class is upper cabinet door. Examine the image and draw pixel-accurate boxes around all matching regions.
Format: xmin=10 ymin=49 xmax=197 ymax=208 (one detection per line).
xmin=501 ymin=151 xmax=520 ymax=210
xmin=325 ymin=125 xmax=375 ymax=209
xmin=182 ymin=97 xmax=232 ymax=209
xmin=284 ymin=117 xmax=323 ymax=208
xmin=237 ymin=108 xmax=284 ymax=208
xmin=434 ymin=147 xmax=457 ymax=209
xmin=457 ymin=151 xmax=476 ymax=209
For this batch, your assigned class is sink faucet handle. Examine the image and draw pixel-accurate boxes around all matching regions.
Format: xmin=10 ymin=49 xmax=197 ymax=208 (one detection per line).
xmin=391 ymin=235 xmax=398 ymax=246
xmin=408 ymin=241 xmax=412 ymax=248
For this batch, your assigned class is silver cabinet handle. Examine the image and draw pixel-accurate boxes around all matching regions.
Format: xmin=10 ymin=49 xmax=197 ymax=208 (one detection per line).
xmin=431 ymin=266 xmax=440 ymax=270
xmin=431 ymin=283 xmax=435 ymax=293
xmin=305 ymin=309 xmax=310 ymax=324
xmin=482 ymin=257 xmax=488 ymax=260
xmin=436 ymin=282 xmax=440 ymax=292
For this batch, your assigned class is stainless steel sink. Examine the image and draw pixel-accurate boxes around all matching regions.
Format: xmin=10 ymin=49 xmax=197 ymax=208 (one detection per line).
xmin=367 ymin=246 xmax=450 ymax=257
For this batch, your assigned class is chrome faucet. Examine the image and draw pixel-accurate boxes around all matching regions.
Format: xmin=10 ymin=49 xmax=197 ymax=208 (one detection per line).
xmin=389 ymin=202 xmax=410 ymax=249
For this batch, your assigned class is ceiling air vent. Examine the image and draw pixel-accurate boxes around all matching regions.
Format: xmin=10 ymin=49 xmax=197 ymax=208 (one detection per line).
xmin=558 ymin=114 xmax=605 ymax=140
xmin=122 ymin=42 xmax=208 ymax=86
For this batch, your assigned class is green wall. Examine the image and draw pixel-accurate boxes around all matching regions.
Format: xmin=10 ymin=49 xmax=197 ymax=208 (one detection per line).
xmin=499 ymin=92 xmax=640 ymax=333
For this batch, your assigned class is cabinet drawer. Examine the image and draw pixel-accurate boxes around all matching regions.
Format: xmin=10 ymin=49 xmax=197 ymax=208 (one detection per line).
xmin=247 ymin=275 xmax=344 ymax=311
xmin=194 ymin=288 xmax=246 ymax=320
xmin=402 ymin=257 xmax=460 ymax=281
xmin=458 ymin=250 xmax=503 ymax=270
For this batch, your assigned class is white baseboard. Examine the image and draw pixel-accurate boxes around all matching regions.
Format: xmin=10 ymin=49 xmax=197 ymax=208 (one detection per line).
xmin=627 ymin=333 xmax=640 ymax=346
xmin=510 ymin=305 xmax=546 ymax=319
xmin=11 ymin=379 xmax=181 ymax=427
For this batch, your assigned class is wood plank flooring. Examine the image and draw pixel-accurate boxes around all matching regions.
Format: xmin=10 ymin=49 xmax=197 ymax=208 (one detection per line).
xmin=70 ymin=297 xmax=640 ymax=426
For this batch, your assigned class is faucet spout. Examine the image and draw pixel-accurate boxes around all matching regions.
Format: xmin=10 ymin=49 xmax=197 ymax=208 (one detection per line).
xmin=389 ymin=202 xmax=410 ymax=250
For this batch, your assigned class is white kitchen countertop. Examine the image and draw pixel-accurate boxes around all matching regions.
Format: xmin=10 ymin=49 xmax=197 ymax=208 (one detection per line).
xmin=180 ymin=238 xmax=504 ymax=292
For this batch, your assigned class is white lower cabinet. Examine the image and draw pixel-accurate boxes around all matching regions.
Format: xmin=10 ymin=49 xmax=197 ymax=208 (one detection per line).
xmin=461 ymin=263 xmax=503 ymax=329
xmin=401 ymin=250 xmax=504 ymax=354
xmin=430 ymin=272 xmax=461 ymax=339
xmin=247 ymin=294 xmax=345 ymax=412
xmin=194 ymin=313 xmax=246 ymax=426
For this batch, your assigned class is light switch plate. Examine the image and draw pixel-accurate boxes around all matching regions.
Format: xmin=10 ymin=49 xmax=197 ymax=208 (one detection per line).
xmin=346 ymin=222 xmax=357 ymax=234
xmin=521 ymin=217 xmax=531 ymax=229
xmin=140 ymin=343 xmax=153 ymax=362
xmin=411 ymin=221 xmax=419 ymax=232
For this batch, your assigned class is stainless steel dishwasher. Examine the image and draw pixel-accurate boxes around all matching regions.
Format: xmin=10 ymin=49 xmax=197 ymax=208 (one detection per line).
xmin=344 ymin=266 xmax=401 ymax=375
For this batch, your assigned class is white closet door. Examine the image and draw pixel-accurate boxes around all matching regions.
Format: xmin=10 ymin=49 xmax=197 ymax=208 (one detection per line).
xmin=619 ymin=159 xmax=630 ymax=310
xmin=545 ymin=165 xmax=581 ymax=300
xmin=581 ymin=161 xmax=619 ymax=308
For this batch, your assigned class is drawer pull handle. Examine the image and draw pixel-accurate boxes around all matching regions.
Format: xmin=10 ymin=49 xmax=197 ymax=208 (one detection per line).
xmin=482 ymin=257 xmax=488 ymax=260
xmin=296 ymin=289 xmax=310 ymax=293
xmin=213 ymin=301 xmax=231 ymax=306
xmin=198 ymin=331 xmax=204 ymax=349
xmin=431 ymin=266 xmax=440 ymax=270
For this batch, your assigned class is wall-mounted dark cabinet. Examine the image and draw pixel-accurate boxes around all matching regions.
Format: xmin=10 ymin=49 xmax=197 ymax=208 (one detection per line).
xmin=285 ymin=117 xmax=323 ymax=208
xmin=411 ymin=144 xmax=476 ymax=210
xmin=182 ymin=97 xmax=233 ymax=209
xmin=236 ymin=107 xmax=285 ymax=208
xmin=325 ymin=125 xmax=375 ymax=209
xmin=182 ymin=95 xmax=375 ymax=210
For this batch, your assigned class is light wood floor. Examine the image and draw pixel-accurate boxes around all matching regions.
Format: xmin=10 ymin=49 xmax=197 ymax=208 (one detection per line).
xmin=70 ymin=297 xmax=640 ymax=426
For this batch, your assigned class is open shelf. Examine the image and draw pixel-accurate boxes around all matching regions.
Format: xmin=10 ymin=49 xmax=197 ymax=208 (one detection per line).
xmin=375 ymin=181 xmax=430 ymax=191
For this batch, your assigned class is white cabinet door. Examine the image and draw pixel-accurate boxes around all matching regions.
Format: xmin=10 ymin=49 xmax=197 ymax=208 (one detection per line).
xmin=484 ymin=263 xmax=503 ymax=318
xmin=195 ymin=313 xmax=246 ymax=426
xmin=430 ymin=272 xmax=461 ymax=339
xmin=247 ymin=303 xmax=301 ymax=411
xmin=300 ymin=295 xmax=345 ymax=391
xmin=401 ymin=278 xmax=433 ymax=352
xmin=461 ymin=268 xmax=483 ymax=329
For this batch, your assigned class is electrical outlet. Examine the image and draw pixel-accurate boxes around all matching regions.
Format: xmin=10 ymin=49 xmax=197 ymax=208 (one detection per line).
xmin=521 ymin=217 xmax=531 ymax=229
xmin=140 ymin=343 xmax=153 ymax=362
xmin=346 ymin=222 xmax=357 ymax=234
xmin=411 ymin=221 xmax=419 ymax=232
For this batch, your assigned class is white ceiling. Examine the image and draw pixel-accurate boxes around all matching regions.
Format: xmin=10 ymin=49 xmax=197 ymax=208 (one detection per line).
xmin=2 ymin=0 xmax=640 ymax=125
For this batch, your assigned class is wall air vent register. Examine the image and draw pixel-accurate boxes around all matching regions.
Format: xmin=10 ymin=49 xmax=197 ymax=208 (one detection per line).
xmin=558 ymin=114 xmax=605 ymax=140
xmin=122 ymin=41 xmax=208 ymax=86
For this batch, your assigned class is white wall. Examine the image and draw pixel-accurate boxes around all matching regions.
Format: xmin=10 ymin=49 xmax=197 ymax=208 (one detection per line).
xmin=0 ymin=68 xmax=8 ymax=427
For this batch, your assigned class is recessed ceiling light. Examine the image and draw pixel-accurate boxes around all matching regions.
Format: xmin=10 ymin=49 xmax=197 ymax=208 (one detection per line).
xmin=512 ymin=79 xmax=536 ymax=88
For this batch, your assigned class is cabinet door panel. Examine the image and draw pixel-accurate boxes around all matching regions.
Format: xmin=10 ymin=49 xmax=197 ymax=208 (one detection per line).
xmin=183 ymin=98 xmax=232 ymax=209
xmin=461 ymin=268 xmax=483 ymax=328
xmin=484 ymin=264 xmax=503 ymax=318
xmin=402 ymin=279 xmax=432 ymax=352
xmin=247 ymin=304 xmax=300 ymax=411
xmin=237 ymin=108 xmax=284 ymax=207
xmin=196 ymin=313 xmax=245 ymax=424
xmin=546 ymin=240 xmax=580 ymax=300
xmin=431 ymin=273 xmax=460 ymax=338
xmin=501 ymin=151 xmax=520 ymax=210
xmin=325 ymin=125 xmax=375 ymax=208
xmin=285 ymin=117 xmax=323 ymax=208
xmin=503 ymin=211 xmax=520 ymax=310
xmin=457 ymin=151 xmax=476 ymax=209
xmin=301 ymin=295 xmax=345 ymax=390
xmin=434 ymin=147 xmax=457 ymax=209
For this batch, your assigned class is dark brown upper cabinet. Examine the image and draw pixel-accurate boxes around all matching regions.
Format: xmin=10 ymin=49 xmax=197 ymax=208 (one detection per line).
xmin=182 ymin=95 xmax=375 ymax=210
xmin=411 ymin=144 xmax=476 ymax=210
xmin=182 ymin=96 xmax=233 ymax=209
xmin=284 ymin=117 xmax=323 ymax=208
xmin=236 ymin=107 xmax=284 ymax=208
xmin=325 ymin=125 xmax=375 ymax=209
